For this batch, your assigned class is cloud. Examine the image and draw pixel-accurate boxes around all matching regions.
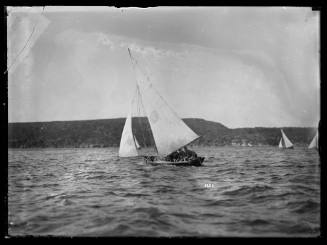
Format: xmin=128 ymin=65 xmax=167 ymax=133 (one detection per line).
xmin=118 ymin=40 xmax=179 ymax=59
xmin=8 ymin=8 xmax=319 ymax=127
xmin=54 ymin=28 xmax=183 ymax=79
xmin=51 ymin=27 xmax=319 ymax=127
xmin=55 ymin=29 xmax=178 ymax=59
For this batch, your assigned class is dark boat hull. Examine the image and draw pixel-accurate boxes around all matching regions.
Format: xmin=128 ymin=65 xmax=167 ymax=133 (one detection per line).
xmin=144 ymin=156 xmax=205 ymax=167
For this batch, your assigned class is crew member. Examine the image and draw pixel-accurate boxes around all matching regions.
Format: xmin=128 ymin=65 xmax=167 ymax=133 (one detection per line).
xmin=183 ymin=146 xmax=197 ymax=159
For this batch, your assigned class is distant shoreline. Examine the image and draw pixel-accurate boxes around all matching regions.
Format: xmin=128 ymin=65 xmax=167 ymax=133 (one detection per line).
xmin=8 ymin=117 xmax=318 ymax=129
xmin=8 ymin=118 xmax=317 ymax=149
xmin=8 ymin=144 xmax=311 ymax=149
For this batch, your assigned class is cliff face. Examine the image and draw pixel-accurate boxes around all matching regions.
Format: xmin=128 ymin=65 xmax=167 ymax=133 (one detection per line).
xmin=8 ymin=118 xmax=317 ymax=148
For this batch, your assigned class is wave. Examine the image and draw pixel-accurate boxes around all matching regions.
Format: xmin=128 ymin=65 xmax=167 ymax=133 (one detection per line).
xmin=203 ymin=198 xmax=240 ymax=207
xmin=85 ymin=175 xmax=109 ymax=180
xmin=132 ymin=206 xmax=163 ymax=217
xmin=121 ymin=193 xmax=152 ymax=197
xmin=107 ymin=224 xmax=134 ymax=236
xmin=8 ymin=147 xmax=320 ymax=237
xmin=223 ymin=185 xmax=274 ymax=196
xmin=242 ymin=219 xmax=270 ymax=226
xmin=58 ymin=198 xmax=75 ymax=206
xmin=287 ymin=200 xmax=320 ymax=214
xmin=286 ymin=223 xmax=320 ymax=234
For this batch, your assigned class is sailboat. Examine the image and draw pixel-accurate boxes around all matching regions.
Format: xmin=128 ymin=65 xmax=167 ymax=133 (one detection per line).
xmin=278 ymin=129 xmax=294 ymax=149
xmin=119 ymin=48 xmax=204 ymax=166
xmin=308 ymin=131 xmax=318 ymax=150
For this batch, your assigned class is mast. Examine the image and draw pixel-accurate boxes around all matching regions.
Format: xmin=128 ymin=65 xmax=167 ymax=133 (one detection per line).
xmin=127 ymin=48 xmax=200 ymax=156
xmin=127 ymin=48 xmax=159 ymax=155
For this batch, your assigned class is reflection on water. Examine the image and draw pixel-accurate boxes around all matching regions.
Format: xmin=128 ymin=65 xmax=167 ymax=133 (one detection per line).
xmin=8 ymin=146 xmax=320 ymax=236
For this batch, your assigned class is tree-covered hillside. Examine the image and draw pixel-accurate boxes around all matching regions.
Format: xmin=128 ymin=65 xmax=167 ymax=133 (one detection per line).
xmin=8 ymin=118 xmax=317 ymax=148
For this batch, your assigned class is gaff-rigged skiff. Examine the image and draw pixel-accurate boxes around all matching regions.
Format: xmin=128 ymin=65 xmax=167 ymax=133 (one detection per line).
xmin=118 ymin=49 xmax=204 ymax=167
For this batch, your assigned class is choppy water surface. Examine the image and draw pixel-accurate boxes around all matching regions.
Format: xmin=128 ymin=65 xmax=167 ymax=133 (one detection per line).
xmin=8 ymin=146 xmax=320 ymax=237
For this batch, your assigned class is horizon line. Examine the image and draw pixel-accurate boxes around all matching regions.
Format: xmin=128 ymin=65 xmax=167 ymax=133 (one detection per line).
xmin=8 ymin=117 xmax=319 ymax=129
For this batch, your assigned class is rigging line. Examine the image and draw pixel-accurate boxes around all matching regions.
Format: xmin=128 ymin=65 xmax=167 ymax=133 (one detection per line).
xmin=127 ymin=49 xmax=161 ymax=155
xmin=136 ymin=90 xmax=143 ymax=146
xmin=130 ymin=85 xmax=138 ymax=107
xmin=128 ymin=49 xmax=144 ymax=151
xmin=128 ymin=49 xmax=149 ymax=148
xmin=127 ymin=49 xmax=183 ymax=125
xmin=135 ymin=77 xmax=158 ymax=152
xmin=128 ymin=48 xmax=138 ymax=71
xmin=137 ymin=86 xmax=148 ymax=148
xmin=136 ymin=60 xmax=188 ymax=127
xmin=130 ymin=87 xmax=140 ymax=150
xmin=5 ymin=24 xmax=37 ymax=74
xmin=127 ymin=48 xmax=142 ymax=89
xmin=179 ymin=135 xmax=201 ymax=151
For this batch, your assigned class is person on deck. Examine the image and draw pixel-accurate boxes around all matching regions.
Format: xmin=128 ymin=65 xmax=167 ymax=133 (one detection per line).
xmin=182 ymin=146 xmax=197 ymax=159
xmin=166 ymin=147 xmax=198 ymax=162
xmin=177 ymin=148 xmax=187 ymax=161
xmin=166 ymin=150 xmax=180 ymax=162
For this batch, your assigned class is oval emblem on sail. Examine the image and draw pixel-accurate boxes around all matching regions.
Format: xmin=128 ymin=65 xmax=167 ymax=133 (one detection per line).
xmin=150 ymin=110 xmax=159 ymax=124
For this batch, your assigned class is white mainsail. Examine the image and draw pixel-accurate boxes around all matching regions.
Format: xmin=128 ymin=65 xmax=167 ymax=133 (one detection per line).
xmin=129 ymin=49 xmax=200 ymax=156
xmin=280 ymin=129 xmax=294 ymax=148
xmin=137 ymin=81 xmax=199 ymax=156
xmin=278 ymin=138 xmax=283 ymax=148
xmin=308 ymin=131 xmax=318 ymax=149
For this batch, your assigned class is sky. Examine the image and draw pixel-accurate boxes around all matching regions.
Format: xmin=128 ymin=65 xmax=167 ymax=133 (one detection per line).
xmin=7 ymin=6 xmax=320 ymax=128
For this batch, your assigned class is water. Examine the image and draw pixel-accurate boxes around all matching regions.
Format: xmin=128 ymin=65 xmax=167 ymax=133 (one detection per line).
xmin=8 ymin=146 xmax=320 ymax=237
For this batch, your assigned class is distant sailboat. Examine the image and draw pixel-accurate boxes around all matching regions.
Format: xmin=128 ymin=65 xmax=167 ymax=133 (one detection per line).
xmin=278 ymin=129 xmax=294 ymax=149
xmin=134 ymin=135 xmax=141 ymax=149
xmin=118 ymin=48 xmax=204 ymax=166
xmin=308 ymin=131 xmax=318 ymax=150
xmin=118 ymin=106 xmax=139 ymax=157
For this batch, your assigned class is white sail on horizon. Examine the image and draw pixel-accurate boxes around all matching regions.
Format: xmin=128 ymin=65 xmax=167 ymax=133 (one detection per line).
xmin=119 ymin=110 xmax=139 ymax=157
xmin=118 ymin=90 xmax=139 ymax=157
xmin=308 ymin=131 xmax=318 ymax=149
xmin=279 ymin=129 xmax=294 ymax=148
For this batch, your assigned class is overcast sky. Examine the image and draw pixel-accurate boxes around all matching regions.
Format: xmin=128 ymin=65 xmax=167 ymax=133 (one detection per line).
xmin=7 ymin=6 xmax=320 ymax=128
